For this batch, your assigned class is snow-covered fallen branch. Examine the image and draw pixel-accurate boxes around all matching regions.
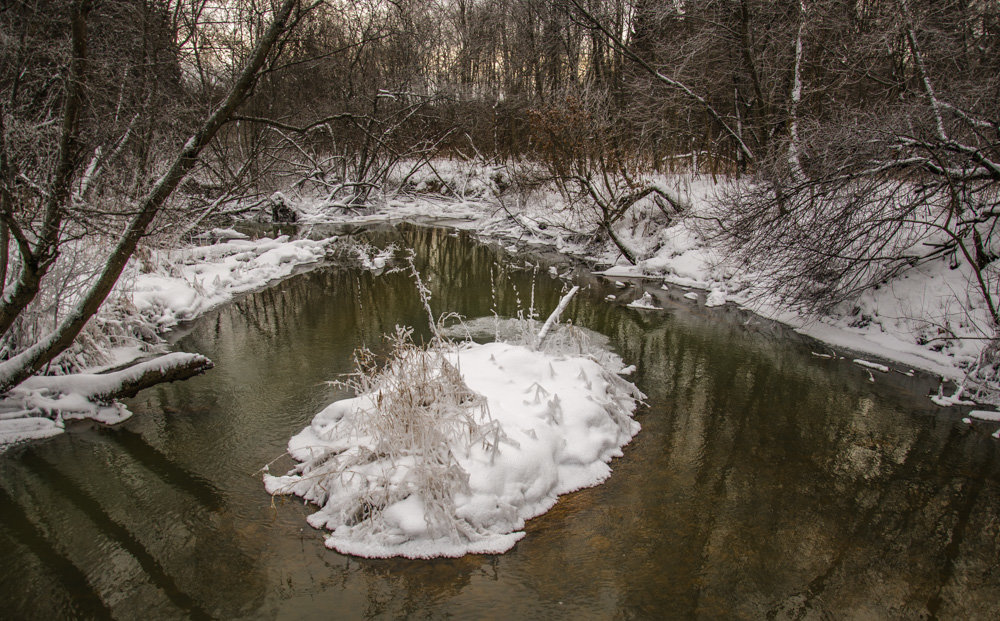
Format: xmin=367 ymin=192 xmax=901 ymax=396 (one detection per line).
xmin=853 ymin=359 xmax=890 ymax=373
xmin=20 ymin=352 xmax=213 ymax=401
xmin=537 ymin=285 xmax=579 ymax=343
xmin=1 ymin=352 xmax=213 ymax=451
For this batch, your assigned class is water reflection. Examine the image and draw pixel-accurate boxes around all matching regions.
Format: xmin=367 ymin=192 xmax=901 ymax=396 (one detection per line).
xmin=0 ymin=223 xmax=997 ymax=619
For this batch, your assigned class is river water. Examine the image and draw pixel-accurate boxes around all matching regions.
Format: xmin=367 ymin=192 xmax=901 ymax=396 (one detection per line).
xmin=1 ymin=224 xmax=998 ymax=619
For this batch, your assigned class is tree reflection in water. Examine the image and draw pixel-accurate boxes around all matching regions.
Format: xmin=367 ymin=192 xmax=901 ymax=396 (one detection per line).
xmin=0 ymin=224 xmax=996 ymax=619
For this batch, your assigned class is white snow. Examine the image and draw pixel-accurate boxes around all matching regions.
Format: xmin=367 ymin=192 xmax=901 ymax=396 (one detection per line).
xmin=0 ymin=415 xmax=64 ymax=446
xmin=627 ymin=292 xmax=660 ymax=310
xmin=129 ymin=235 xmax=339 ymax=330
xmin=705 ymin=289 xmax=727 ymax=308
xmin=931 ymin=392 xmax=976 ymax=407
xmin=853 ymin=359 xmax=890 ymax=373
xmin=968 ymin=410 xmax=1000 ymax=422
xmin=683 ymin=292 xmax=699 ymax=301
xmin=265 ymin=339 xmax=643 ymax=558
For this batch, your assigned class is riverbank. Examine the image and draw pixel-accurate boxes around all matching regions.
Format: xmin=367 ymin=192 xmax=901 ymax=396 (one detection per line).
xmin=2 ymin=172 xmax=992 ymax=451
xmin=269 ymin=161 xmax=995 ymax=406
xmin=0 ymin=233 xmax=392 ymax=449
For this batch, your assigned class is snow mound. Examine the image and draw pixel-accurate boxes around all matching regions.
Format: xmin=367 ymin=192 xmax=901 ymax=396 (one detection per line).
xmin=627 ymin=292 xmax=660 ymax=310
xmin=264 ymin=340 xmax=643 ymax=558
xmin=705 ymin=289 xmax=727 ymax=307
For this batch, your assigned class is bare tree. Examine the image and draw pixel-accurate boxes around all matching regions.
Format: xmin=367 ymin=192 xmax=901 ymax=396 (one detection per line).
xmin=710 ymin=0 xmax=1000 ymax=325
xmin=527 ymin=88 xmax=686 ymax=263
xmin=0 ymin=0 xmax=307 ymax=393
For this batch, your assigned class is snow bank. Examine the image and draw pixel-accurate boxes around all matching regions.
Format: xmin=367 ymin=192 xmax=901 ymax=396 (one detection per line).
xmin=270 ymin=166 xmax=995 ymax=403
xmin=265 ymin=340 xmax=643 ymax=558
xmin=0 ymin=232 xmax=398 ymax=452
xmin=130 ymin=235 xmax=339 ymax=330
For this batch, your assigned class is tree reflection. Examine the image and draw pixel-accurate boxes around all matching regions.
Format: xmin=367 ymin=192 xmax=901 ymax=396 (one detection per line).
xmin=3 ymin=224 xmax=997 ymax=618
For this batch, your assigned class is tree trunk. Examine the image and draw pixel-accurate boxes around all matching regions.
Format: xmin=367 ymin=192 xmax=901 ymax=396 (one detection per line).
xmin=603 ymin=221 xmax=638 ymax=265
xmin=0 ymin=0 xmax=301 ymax=395
xmin=0 ymin=0 xmax=93 ymax=339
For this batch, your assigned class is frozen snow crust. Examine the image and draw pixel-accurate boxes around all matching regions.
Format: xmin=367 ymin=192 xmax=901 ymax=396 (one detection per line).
xmin=265 ymin=339 xmax=643 ymax=559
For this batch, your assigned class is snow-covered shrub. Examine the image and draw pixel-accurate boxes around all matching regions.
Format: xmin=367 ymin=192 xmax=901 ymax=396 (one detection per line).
xmin=264 ymin=327 xmax=508 ymax=550
xmin=0 ymin=236 xmax=162 ymax=373
xmin=265 ymin=302 xmax=644 ymax=557
xmin=393 ymin=159 xmax=509 ymax=200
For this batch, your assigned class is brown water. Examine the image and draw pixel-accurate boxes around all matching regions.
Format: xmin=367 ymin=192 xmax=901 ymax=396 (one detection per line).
xmin=1 ymin=224 xmax=998 ymax=620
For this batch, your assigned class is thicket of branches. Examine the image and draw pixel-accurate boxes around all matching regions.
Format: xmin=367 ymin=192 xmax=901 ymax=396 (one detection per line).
xmin=0 ymin=0 xmax=305 ymax=390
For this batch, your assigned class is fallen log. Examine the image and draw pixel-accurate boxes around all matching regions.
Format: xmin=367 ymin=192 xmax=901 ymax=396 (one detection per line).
xmin=20 ymin=352 xmax=214 ymax=401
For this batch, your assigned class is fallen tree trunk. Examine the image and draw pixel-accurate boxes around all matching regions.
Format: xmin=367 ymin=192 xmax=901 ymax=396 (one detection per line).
xmin=20 ymin=352 xmax=214 ymax=401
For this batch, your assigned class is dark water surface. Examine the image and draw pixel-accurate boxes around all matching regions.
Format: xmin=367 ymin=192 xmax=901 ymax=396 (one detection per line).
xmin=1 ymin=224 xmax=999 ymax=620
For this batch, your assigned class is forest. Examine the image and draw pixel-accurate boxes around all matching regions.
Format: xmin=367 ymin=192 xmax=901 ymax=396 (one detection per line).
xmin=4 ymin=0 xmax=1000 ymax=613
xmin=2 ymin=0 xmax=997 ymax=400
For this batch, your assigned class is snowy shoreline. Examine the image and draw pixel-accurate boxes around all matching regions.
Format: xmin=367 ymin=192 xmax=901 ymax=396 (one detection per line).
xmin=276 ymin=171 xmax=986 ymax=404
xmin=2 ymin=166 xmax=990 ymax=450
xmin=0 ymin=232 xmax=390 ymax=450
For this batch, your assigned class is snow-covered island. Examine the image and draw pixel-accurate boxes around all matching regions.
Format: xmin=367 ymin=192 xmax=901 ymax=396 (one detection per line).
xmin=265 ymin=333 xmax=643 ymax=559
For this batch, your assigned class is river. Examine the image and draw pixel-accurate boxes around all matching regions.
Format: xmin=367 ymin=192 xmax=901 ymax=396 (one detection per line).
xmin=1 ymin=224 xmax=998 ymax=619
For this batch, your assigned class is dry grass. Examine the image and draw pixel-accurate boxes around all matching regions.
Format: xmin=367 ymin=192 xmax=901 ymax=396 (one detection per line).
xmin=282 ymin=326 xmax=504 ymax=541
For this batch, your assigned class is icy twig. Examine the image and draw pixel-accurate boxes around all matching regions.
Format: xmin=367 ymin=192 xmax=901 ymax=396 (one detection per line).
xmin=537 ymin=286 xmax=580 ymax=345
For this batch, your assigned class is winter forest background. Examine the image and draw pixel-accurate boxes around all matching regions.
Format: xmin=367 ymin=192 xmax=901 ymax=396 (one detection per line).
xmin=1 ymin=0 xmax=999 ymax=398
